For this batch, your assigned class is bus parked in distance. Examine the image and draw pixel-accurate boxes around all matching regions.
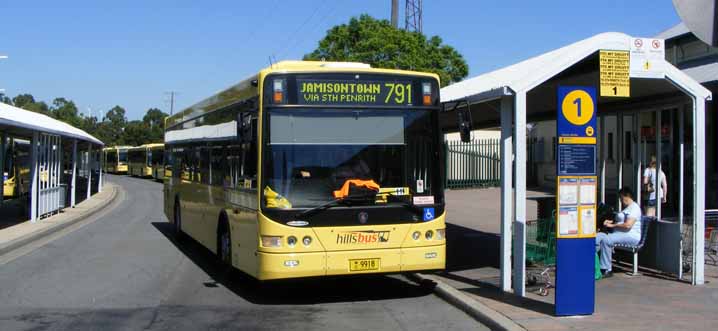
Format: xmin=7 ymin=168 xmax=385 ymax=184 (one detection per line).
xmin=3 ymin=139 xmax=30 ymax=199
xmin=164 ymin=61 xmax=445 ymax=281
xmin=150 ymin=144 xmax=165 ymax=181
xmin=103 ymin=146 xmax=130 ymax=174
xmin=128 ymin=143 xmax=164 ymax=178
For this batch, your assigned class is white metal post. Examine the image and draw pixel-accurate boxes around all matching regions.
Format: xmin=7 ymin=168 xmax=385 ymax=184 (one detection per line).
xmin=71 ymin=140 xmax=77 ymax=207
xmin=513 ymin=92 xmax=527 ymax=297
xmin=692 ymin=98 xmax=705 ymax=285
xmin=678 ymin=105 xmax=685 ymax=280
xmin=635 ymin=112 xmax=642 ymax=206
xmin=98 ymin=146 xmax=103 ymax=193
xmin=1 ymin=133 xmax=5 ymax=206
xmin=500 ymin=96 xmax=514 ymax=292
xmin=617 ymin=116 xmax=623 ymax=210
xmin=30 ymin=132 xmax=39 ymax=222
xmin=656 ymin=110 xmax=662 ymax=219
xmin=86 ymin=144 xmax=92 ymax=200
xmin=600 ymin=115 xmax=606 ymax=203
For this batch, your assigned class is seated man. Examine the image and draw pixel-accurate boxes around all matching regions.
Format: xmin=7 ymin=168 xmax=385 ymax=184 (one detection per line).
xmin=595 ymin=187 xmax=642 ymax=278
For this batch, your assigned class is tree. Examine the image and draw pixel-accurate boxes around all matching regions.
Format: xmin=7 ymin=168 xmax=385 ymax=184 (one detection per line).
xmin=51 ymin=97 xmax=81 ymax=127
xmin=12 ymin=93 xmax=50 ymax=115
xmin=142 ymin=108 xmax=168 ymax=143
xmin=121 ymin=120 xmax=151 ymax=146
xmin=304 ymin=15 xmax=469 ymax=86
xmin=104 ymin=105 xmax=127 ymax=146
xmin=0 ymin=93 xmax=12 ymax=105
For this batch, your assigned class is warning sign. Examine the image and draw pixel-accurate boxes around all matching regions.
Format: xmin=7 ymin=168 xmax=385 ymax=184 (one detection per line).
xmin=599 ymin=50 xmax=630 ymax=97
xmin=629 ymin=37 xmax=665 ymax=79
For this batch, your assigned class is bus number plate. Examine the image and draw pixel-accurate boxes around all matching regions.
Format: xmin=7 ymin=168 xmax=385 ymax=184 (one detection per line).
xmin=349 ymin=258 xmax=380 ymax=272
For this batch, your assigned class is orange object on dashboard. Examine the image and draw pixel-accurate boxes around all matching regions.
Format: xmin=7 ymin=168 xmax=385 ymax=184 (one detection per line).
xmin=333 ymin=179 xmax=380 ymax=199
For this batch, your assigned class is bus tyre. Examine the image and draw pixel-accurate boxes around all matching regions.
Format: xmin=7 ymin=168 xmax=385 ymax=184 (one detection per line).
xmin=218 ymin=219 xmax=232 ymax=271
xmin=174 ymin=201 xmax=184 ymax=240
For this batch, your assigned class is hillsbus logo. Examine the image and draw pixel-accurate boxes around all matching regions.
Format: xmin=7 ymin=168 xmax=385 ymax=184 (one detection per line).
xmin=336 ymin=230 xmax=390 ymax=244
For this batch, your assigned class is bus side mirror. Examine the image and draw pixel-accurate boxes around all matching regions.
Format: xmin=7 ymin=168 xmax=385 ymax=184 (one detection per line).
xmin=458 ymin=107 xmax=472 ymax=143
xmin=237 ymin=112 xmax=251 ymax=142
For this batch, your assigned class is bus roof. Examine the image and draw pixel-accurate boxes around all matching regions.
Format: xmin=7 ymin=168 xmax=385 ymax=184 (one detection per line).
xmin=128 ymin=143 xmax=164 ymax=151
xmin=103 ymin=145 xmax=132 ymax=152
xmin=165 ymin=61 xmax=440 ymax=129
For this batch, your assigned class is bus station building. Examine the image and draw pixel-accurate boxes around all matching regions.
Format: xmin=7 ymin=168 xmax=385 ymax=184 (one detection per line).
xmin=440 ymin=31 xmax=711 ymax=296
xmin=0 ymin=102 xmax=104 ymax=224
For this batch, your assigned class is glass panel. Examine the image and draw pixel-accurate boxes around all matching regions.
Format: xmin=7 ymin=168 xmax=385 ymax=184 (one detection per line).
xmin=263 ymin=108 xmax=435 ymax=209
xmin=270 ymin=112 xmax=405 ymax=145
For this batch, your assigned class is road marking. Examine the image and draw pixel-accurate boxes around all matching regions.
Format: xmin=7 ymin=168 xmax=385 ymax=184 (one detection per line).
xmin=0 ymin=186 xmax=126 ymax=266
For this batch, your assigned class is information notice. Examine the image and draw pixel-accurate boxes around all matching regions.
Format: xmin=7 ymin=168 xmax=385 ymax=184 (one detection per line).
xmin=599 ymin=50 xmax=630 ymax=97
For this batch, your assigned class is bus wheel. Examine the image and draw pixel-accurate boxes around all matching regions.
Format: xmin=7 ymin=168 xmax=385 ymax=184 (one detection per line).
xmin=218 ymin=219 xmax=232 ymax=269
xmin=174 ymin=201 xmax=184 ymax=240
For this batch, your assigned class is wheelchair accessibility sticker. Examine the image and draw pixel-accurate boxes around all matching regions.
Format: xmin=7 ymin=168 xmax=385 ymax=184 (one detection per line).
xmin=423 ymin=208 xmax=435 ymax=221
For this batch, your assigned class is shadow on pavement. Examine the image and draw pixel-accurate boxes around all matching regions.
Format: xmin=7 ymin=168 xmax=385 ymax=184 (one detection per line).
xmin=442 ymin=222 xmax=556 ymax=315
xmin=445 ymin=223 xmax=500 ymax=272
xmin=0 ymin=197 xmax=28 ymax=230
xmin=441 ymin=272 xmax=555 ymax=316
xmin=151 ymin=221 xmax=434 ymax=305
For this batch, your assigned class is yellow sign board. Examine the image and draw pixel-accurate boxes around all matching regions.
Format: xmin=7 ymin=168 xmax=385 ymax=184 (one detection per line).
xmin=558 ymin=137 xmax=596 ymax=144
xmin=599 ymin=50 xmax=630 ymax=97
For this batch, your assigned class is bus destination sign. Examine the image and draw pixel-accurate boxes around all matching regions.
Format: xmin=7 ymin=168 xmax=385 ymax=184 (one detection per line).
xmin=297 ymin=79 xmax=413 ymax=106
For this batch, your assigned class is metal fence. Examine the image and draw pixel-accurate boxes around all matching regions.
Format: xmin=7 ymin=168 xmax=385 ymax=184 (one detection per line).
xmin=445 ymin=139 xmax=500 ymax=189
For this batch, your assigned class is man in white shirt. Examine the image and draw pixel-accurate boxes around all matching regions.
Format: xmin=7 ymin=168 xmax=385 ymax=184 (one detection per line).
xmin=595 ymin=187 xmax=642 ymax=278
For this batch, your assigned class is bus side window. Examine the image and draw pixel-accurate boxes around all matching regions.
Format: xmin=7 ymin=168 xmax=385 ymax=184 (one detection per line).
xmin=199 ymin=146 xmax=210 ymax=185
xmin=210 ymin=146 xmax=225 ymax=187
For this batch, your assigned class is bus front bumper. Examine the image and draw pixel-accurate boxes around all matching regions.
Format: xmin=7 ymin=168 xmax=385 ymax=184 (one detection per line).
xmin=256 ymin=244 xmax=445 ymax=280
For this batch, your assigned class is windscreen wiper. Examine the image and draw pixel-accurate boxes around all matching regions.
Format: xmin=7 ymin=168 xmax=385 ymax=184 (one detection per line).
xmin=294 ymin=194 xmax=377 ymax=220
xmin=294 ymin=192 xmax=422 ymax=221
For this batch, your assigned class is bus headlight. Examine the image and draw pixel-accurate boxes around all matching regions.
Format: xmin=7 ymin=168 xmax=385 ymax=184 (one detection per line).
xmin=436 ymin=229 xmax=446 ymax=240
xmin=287 ymin=236 xmax=297 ymax=247
xmin=302 ymin=236 xmax=312 ymax=246
xmin=412 ymin=231 xmax=421 ymax=240
xmin=261 ymin=236 xmax=282 ymax=247
xmin=425 ymin=230 xmax=434 ymax=240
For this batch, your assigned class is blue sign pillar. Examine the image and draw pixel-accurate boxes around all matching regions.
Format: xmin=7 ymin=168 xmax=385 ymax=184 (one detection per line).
xmin=555 ymin=86 xmax=597 ymax=316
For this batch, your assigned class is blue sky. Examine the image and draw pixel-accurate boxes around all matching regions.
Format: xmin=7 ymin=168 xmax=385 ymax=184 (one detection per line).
xmin=0 ymin=0 xmax=680 ymax=120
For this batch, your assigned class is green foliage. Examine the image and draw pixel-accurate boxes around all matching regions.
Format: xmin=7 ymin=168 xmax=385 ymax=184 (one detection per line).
xmin=0 ymin=93 xmax=12 ymax=104
xmin=304 ymin=15 xmax=469 ymax=86
xmin=4 ymin=93 xmax=168 ymax=147
xmin=12 ymin=93 xmax=51 ymax=116
xmin=51 ymin=98 xmax=81 ymax=127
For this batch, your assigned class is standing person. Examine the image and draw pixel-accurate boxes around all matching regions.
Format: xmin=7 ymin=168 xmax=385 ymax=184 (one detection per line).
xmin=596 ymin=187 xmax=642 ymax=278
xmin=643 ymin=155 xmax=667 ymax=217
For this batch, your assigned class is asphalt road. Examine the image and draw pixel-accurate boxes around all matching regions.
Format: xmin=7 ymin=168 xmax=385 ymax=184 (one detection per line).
xmin=0 ymin=175 xmax=485 ymax=331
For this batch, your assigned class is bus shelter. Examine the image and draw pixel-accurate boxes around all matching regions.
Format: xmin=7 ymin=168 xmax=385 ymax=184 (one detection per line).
xmin=0 ymin=102 xmax=104 ymax=223
xmin=440 ymin=32 xmax=711 ymax=296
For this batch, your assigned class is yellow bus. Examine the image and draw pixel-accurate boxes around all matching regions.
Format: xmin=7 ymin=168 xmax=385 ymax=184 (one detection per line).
xmin=128 ymin=143 xmax=164 ymax=178
xmin=164 ymin=61 xmax=446 ymax=280
xmin=103 ymin=146 xmax=130 ymax=174
xmin=3 ymin=139 xmax=30 ymax=199
xmin=150 ymin=144 xmax=165 ymax=181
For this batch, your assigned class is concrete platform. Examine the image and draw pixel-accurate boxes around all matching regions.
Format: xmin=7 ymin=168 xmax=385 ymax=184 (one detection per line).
xmin=426 ymin=187 xmax=718 ymax=331
xmin=0 ymin=183 xmax=117 ymax=257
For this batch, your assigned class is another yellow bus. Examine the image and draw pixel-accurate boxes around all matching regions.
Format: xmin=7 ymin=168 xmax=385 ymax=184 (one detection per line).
xmin=3 ymin=139 xmax=30 ymax=199
xmin=128 ymin=143 xmax=164 ymax=178
xmin=103 ymin=146 xmax=130 ymax=174
xmin=150 ymin=144 xmax=165 ymax=181
xmin=164 ymin=61 xmax=446 ymax=280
